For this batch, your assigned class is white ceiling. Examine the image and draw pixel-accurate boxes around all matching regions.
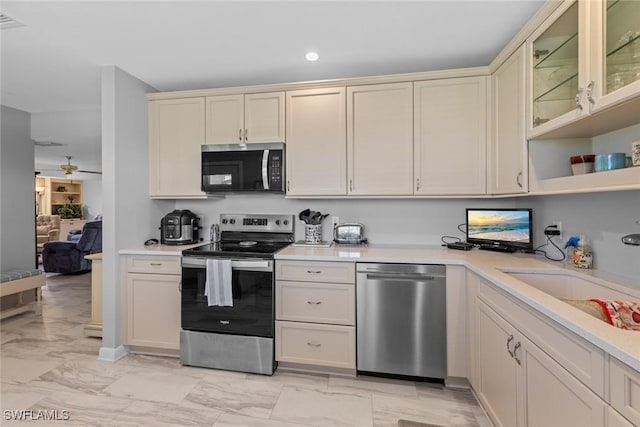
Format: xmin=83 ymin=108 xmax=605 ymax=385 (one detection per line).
xmin=1 ymin=0 xmax=544 ymax=177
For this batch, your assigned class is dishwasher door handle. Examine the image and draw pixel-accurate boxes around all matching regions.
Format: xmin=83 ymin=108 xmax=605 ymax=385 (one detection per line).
xmin=365 ymin=273 xmax=438 ymax=281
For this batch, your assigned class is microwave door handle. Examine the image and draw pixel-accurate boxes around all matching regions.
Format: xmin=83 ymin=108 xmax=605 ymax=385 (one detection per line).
xmin=262 ymin=150 xmax=270 ymax=190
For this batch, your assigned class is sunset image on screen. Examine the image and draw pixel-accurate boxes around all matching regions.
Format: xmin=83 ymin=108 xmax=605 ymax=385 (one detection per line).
xmin=467 ymin=210 xmax=530 ymax=242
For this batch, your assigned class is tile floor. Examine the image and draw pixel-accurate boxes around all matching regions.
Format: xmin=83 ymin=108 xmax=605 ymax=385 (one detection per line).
xmin=1 ymin=273 xmax=492 ymax=427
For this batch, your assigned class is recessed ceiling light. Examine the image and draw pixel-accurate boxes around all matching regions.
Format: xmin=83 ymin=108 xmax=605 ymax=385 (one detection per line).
xmin=305 ymin=51 xmax=319 ymax=62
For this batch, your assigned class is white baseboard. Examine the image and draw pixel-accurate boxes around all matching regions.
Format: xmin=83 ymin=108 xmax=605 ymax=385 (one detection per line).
xmin=98 ymin=345 xmax=129 ymax=362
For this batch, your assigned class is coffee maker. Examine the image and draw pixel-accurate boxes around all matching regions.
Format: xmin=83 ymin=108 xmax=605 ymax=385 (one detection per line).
xmin=160 ymin=210 xmax=201 ymax=245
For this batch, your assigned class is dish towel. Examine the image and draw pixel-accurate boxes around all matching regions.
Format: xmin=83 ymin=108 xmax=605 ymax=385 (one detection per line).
xmin=204 ymin=259 xmax=233 ymax=307
xmin=590 ymin=299 xmax=640 ymax=331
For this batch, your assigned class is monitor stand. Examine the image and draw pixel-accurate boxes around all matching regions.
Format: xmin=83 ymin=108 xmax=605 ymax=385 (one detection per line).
xmin=478 ymin=244 xmax=516 ymax=253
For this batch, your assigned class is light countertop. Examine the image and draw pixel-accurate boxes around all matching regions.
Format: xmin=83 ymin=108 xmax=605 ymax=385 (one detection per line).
xmin=119 ymin=242 xmax=207 ymax=256
xmin=276 ymin=244 xmax=640 ymax=372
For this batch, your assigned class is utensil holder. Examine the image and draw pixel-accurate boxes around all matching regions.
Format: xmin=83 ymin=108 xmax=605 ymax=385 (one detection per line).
xmin=304 ymin=224 xmax=322 ymax=243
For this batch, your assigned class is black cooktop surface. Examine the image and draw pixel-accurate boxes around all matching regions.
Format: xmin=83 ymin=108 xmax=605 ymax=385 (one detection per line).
xmin=182 ymin=241 xmax=291 ymax=258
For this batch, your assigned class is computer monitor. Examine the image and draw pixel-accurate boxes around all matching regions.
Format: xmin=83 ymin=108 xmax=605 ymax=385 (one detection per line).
xmin=466 ymin=208 xmax=533 ymax=252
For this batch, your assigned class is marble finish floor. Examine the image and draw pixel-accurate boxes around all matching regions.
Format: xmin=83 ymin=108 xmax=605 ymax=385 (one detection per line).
xmin=1 ymin=273 xmax=491 ymax=427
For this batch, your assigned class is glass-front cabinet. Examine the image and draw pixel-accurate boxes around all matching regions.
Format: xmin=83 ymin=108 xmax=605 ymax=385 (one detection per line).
xmin=590 ymin=0 xmax=640 ymax=112
xmin=528 ymin=1 xmax=588 ymax=137
xmin=528 ymin=0 xmax=640 ymax=138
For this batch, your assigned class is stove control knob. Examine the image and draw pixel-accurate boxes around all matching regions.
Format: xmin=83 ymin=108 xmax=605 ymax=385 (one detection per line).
xmin=222 ymin=219 xmax=228 ymax=224
xmin=275 ymin=220 xmax=281 ymax=225
xmin=230 ymin=219 xmax=236 ymax=225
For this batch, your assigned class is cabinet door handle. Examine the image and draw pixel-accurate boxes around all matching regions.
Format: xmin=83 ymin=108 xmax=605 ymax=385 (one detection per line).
xmin=307 ymin=342 xmax=321 ymax=348
xmin=307 ymin=300 xmax=322 ymax=305
xmin=349 ymin=179 xmax=353 ymax=192
xmin=516 ymin=171 xmax=523 ymax=188
xmin=506 ymin=335 xmax=515 ymax=358
xmin=244 ymin=129 xmax=248 ymax=141
xmin=306 ymin=270 xmax=321 ymax=274
xmin=586 ymin=81 xmax=595 ymax=105
xmin=513 ymin=342 xmax=522 ymax=365
xmin=149 ymin=263 xmax=163 ymax=267
xmin=178 ymin=280 xmax=182 ymax=292
xmin=239 ymin=129 xmax=242 ymax=141
xmin=287 ymin=180 xmax=290 ymax=192
xmin=416 ymin=178 xmax=421 ymax=192
xmin=575 ymin=88 xmax=584 ymax=110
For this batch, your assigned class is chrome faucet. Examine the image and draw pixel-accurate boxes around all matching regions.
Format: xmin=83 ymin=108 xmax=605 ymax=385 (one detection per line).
xmin=622 ymin=220 xmax=640 ymax=246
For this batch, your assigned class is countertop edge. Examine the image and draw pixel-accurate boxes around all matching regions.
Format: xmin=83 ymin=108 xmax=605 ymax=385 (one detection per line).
xmin=275 ymin=245 xmax=640 ymax=372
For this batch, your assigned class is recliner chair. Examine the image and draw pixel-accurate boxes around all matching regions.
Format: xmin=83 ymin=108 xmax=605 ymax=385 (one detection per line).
xmin=42 ymin=220 xmax=102 ymax=274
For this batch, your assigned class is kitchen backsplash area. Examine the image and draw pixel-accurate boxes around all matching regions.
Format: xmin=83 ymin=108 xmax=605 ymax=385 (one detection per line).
xmin=175 ymin=191 xmax=639 ymax=282
xmin=175 ymin=197 xmax=515 ymax=245
xmin=522 ymin=190 xmax=640 ymax=282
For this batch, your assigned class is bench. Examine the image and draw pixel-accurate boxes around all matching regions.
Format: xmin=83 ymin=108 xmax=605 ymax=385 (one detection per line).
xmin=1 ymin=269 xmax=44 ymax=319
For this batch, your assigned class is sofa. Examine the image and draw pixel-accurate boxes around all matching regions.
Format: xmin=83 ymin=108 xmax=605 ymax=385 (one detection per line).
xmin=36 ymin=215 xmax=61 ymax=254
xmin=42 ymin=220 xmax=102 ymax=274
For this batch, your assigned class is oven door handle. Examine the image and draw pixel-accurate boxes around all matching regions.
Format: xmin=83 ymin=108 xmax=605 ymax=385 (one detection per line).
xmin=182 ymin=257 xmax=272 ymax=272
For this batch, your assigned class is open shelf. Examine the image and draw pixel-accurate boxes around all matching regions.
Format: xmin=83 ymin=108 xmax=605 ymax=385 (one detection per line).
xmin=532 ymin=166 xmax=640 ymax=194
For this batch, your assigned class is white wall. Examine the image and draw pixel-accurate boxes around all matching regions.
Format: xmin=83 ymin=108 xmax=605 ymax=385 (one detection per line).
xmin=82 ymin=179 xmax=103 ymax=220
xmin=0 ymin=105 xmax=36 ymax=271
xmin=522 ymin=191 xmax=640 ymax=282
xmin=175 ymin=197 xmax=518 ymax=245
xmin=100 ymin=65 xmax=171 ymax=360
xmin=175 ymin=190 xmax=640 ymax=282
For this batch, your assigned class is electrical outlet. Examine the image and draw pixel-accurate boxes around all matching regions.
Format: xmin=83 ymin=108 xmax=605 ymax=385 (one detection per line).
xmin=331 ymin=216 xmax=340 ymax=229
xmin=553 ymin=221 xmax=562 ymax=240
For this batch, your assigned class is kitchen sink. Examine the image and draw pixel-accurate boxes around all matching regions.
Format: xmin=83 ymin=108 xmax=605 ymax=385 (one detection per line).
xmin=499 ymin=269 xmax=639 ymax=326
xmin=501 ymin=269 xmax=639 ymax=301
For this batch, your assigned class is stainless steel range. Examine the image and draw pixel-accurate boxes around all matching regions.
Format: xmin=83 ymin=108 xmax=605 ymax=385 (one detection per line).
xmin=180 ymin=213 xmax=294 ymax=375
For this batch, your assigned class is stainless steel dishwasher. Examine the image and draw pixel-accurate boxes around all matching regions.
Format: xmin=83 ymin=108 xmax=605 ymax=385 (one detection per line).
xmin=356 ymin=263 xmax=446 ymax=380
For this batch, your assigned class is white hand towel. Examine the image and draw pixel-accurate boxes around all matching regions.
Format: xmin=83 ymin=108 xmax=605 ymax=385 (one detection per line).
xmin=204 ymin=259 xmax=233 ymax=307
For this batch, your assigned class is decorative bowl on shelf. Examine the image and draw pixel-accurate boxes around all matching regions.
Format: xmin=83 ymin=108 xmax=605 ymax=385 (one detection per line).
xmin=570 ymin=154 xmax=595 ymax=175
xmin=594 ymin=153 xmax=626 ymax=172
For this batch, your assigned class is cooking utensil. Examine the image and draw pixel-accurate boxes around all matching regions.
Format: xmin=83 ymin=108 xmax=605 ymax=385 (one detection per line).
xmin=298 ymin=209 xmax=330 ymax=224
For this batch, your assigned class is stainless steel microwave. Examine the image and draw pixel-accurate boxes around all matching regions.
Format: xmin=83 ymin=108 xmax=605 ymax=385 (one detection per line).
xmin=201 ymin=143 xmax=285 ymax=194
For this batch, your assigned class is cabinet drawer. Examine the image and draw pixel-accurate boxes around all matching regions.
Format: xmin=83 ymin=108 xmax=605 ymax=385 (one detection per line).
xmin=126 ymin=255 xmax=181 ymax=275
xmin=275 ymin=321 xmax=355 ymax=369
xmin=276 ymin=281 xmax=355 ymax=325
xmin=478 ymin=278 xmax=605 ymax=397
xmin=610 ymin=358 xmax=640 ymax=426
xmin=276 ymin=261 xmax=355 ymax=283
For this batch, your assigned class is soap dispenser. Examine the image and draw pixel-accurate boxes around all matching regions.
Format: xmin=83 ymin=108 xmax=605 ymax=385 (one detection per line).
xmin=573 ymin=234 xmax=593 ymax=269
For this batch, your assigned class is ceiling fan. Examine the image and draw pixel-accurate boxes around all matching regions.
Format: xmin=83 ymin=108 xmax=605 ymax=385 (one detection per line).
xmin=60 ymin=156 xmax=101 ymax=175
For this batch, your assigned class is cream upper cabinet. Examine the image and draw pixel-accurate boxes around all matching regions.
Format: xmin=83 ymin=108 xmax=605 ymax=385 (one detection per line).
xmin=206 ymin=92 xmax=285 ymax=144
xmin=148 ymin=97 xmax=206 ymax=198
xmin=527 ymin=0 xmax=589 ymax=138
xmin=491 ymin=44 xmax=528 ymax=195
xmin=285 ymin=87 xmax=347 ymax=196
xmin=347 ymin=83 xmax=414 ymax=196
xmin=414 ymin=76 xmax=488 ymax=195
xmin=588 ymin=0 xmax=640 ymax=113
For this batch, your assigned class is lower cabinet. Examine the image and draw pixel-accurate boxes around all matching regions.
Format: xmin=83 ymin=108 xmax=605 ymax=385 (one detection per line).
xmin=477 ymin=301 xmax=520 ymax=427
xmin=122 ymin=255 xmax=181 ymax=352
xmin=471 ymin=272 xmax=616 ymax=427
xmin=610 ymin=357 xmax=640 ymax=426
xmin=275 ymin=260 xmax=356 ymax=372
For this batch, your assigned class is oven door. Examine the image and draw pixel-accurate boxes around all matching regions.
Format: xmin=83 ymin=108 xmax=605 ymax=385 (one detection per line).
xmin=181 ymin=257 xmax=274 ymax=337
xmin=201 ymin=143 xmax=284 ymax=193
